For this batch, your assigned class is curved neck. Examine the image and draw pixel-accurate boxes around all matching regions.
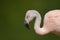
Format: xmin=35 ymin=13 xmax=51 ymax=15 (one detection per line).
xmin=34 ymin=13 xmax=41 ymax=29
xmin=34 ymin=12 xmax=49 ymax=35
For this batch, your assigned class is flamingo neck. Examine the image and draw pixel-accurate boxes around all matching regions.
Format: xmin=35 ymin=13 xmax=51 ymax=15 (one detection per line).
xmin=34 ymin=13 xmax=49 ymax=35
xmin=34 ymin=13 xmax=41 ymax=30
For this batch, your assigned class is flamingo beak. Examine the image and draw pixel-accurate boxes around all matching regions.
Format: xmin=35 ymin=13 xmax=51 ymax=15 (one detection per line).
xmin=24 ymin=20 xmax=30 ymax=30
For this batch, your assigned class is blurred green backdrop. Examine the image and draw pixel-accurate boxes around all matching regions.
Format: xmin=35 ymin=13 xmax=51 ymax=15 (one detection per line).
xmin=1 ymin=0 xmax=60 ymax=40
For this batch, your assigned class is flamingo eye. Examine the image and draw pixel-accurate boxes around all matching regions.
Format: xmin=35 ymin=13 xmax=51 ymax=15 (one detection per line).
xmin=26 ymin=16 xmax=29 ymax=19
xmin=26 ymin=16 xmax=30 ymax=19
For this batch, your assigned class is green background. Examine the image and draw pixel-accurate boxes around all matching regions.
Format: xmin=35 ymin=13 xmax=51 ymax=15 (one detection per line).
xmin=1 ymin=0 xmax=60 ymax=40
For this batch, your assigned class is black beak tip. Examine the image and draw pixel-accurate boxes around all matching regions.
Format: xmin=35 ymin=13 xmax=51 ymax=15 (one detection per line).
xmin=24 ymin=21 xmax=30 ymax=30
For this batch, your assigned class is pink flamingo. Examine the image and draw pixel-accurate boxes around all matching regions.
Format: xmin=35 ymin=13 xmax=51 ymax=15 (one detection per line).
xmin=24 ymin=10 xmax=60 ymax=36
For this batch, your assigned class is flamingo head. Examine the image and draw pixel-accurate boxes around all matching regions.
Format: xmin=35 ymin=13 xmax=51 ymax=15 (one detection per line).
xmin=24 ymin=10 xmax=37 ymax=30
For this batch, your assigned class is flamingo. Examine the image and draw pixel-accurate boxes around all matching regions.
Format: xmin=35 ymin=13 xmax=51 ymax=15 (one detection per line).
xmin=24 ymin=10 xmax=60 ymax=36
